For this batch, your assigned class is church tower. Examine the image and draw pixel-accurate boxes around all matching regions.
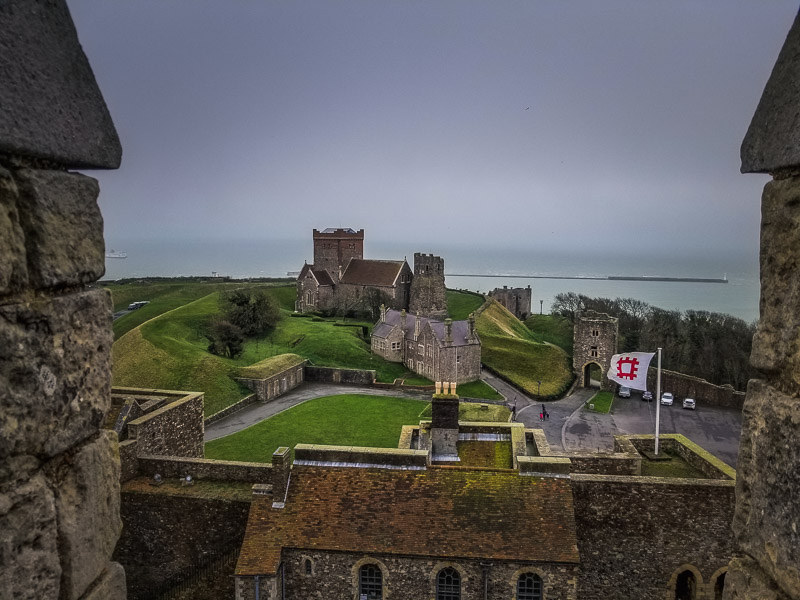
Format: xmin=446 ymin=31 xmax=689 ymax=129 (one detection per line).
xmin=409 ymin=253 xmax=448 ymax=319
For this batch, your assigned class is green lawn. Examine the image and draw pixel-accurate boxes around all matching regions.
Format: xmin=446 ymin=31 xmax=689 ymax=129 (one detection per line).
xmin=456 ymin=380 xmax=504 ymax=401
xmin=585 ymin=390 xmax=614 ymax=413
xmin=113 ymin=287 xmax=415 ymax=416
xmin=447 ymin=289 xmax=485 ymax=320
xmin=477 ymin=301 xmax=573 ymax=399
xmin=640 ymin=451 xmax=707 ymax=479
xmin=204 ymin=394 xmax=427 ymax=462
xmin=524 ymin=314 xmax=574 ymax=357
xmin=106 ymin=280 xmax=293 ymax=339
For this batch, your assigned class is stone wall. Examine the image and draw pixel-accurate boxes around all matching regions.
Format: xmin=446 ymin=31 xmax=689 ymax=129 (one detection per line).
xmin=126 ymin=393 xmax=204 ymax=459
xmin=725 ymin=13 xmax=800 ymax=599
xmin=409 ymin=252 xmax=448 ymax=318
xmin=236 ymin=550 xmax=579 ymax=600
xmin=0 ymin=2 xmax=125 ymax=598
xmin=115 ymin=486 xmax=251 ymax=600
xmin=649 ymin=368 xmax=746 ymax=410
xmin=490 ymin=285 xmax=533 ymax=320
xmin=572 ymin=475 xmax=735 ymax=600
xmin=304 ymin=365 xmax=376 ymax=384
xmin=236 ymin=362 xmax=305 ymax=403
xmin=573 ymin=311 xmax=618 ymax=390
xmin=136 ymin=456 xmax=273 ymax=484
xmin=205 ymin=393 xmax=258 ymax=425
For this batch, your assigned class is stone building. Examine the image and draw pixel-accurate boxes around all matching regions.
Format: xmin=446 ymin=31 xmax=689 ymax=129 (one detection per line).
xmin=572 ymin=311 xmax=619 ymax=389
xmin=489 ymin=285 xmax=532 ymax=320
xmin=371 ymin=308 xmax=482 ymax=384
xmin=233 ymin=395 xmax=737 ymax=600
xmin=295 ymin=228 xmax=446 ymax=317
xmin=0 ymin=2 xmax=126 ymax=598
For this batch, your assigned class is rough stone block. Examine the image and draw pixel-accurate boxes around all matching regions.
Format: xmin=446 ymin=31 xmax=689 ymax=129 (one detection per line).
xmin=0 ymin=0 xmax=121 ymax=168
xmin=79 ymin=562 xmax=126 ymax=600
xmin=741 ymin=12 xmax=800 ymax=174
xmin=751 ymin=178 xmax=800 ymax=388
xmin=733 ymin=380 xmax=800 ymax=596
xmin=0 ymin=456 xmax=61 ymax=600
xmin=50 ymin=431 xmax=122 ymax=600
xmin=14 ymin=169 xmax=105 ymax=289
xmin=0 ymin=288 xmax=113 ymax=459
xmin=724 ymin=556 xmax=791 ymax=600
xmin=0 ymin=165 xmax=28 ymax=296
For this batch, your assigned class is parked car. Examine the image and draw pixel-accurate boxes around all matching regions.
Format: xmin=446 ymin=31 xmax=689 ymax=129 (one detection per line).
xmin=642 ymin=391 xmax=653 ymax=402
xmin=660 ymin=392 xmax=674 ymax=406
xmin=618 ymin=386 xmax=631 ymax=398
xmin=683 ymin=398 xmax=696 ymax=410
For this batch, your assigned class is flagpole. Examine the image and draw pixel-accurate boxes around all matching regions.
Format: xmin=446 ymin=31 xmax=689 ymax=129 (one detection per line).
xmin=654 ymin=347 xmax=662 ymax=455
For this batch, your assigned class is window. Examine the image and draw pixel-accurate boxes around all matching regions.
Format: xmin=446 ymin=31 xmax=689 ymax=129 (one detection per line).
xmin=359 ymin=564 xmax=383 ymax=599
xmin=592 ymin=329 xmax=599 ymax=337
xmin=418 ymin=344 xmax=424 ymax=355
xmin=517 ymin=573 xmax=542 ymax=600
xmin=436 ymin=567 xmax=461 ymax=600
xmin=303 ymin=559 xmax=312 ymax=576
xmin=590 ymin=346 xmax=598 ymax=357
xmin=456 ymin=354 xmax=461 ymax=363
xmin=392 ymin=341 xmax=400 ymax=351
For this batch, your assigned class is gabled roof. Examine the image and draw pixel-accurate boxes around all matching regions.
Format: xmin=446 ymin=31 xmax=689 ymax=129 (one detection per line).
xmin=373 ymin=309 xmax=478 ymax=347
xmin=298 ymin=263 xmax=334 ymax=286
xmin=340 ymin=258 xmax=406 ymax=287
xmin=235 ymin=465 xmax=579 ymax=576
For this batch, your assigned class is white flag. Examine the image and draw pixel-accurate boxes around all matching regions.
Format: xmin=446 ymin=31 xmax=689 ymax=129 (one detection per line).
xmin=607 ymin=352 xmax=655 ymax=391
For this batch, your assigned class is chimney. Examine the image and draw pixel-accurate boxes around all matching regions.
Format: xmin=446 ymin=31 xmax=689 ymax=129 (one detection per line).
xmin=271 ymin=446 xmax=291 ymax=509
xmin=414 ymin=315 xmax=420 ymax=339
xmin=401 ymin=309 xmax=407 ymax=332
xmin=445 ymin=318 xmax=453 ymax=344
xmin=380 ymin=304 xmax=386 ymax=323
xmin=468 ymin=313 xmax=475 ymax=340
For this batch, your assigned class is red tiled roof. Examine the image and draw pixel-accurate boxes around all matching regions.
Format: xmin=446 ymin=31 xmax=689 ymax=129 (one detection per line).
xmin=235 ymin=465 xmax=579 ymax=575
xmin=340 ymin=259 xmax=405 ymax=286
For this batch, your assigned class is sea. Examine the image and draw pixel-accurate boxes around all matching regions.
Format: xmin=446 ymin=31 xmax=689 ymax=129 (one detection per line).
xmin=102 ymin=238 xmax=760 ymax=323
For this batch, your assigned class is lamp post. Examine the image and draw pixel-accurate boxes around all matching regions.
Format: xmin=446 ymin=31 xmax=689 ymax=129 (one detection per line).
xmin=540 ymin=299 xmax=543 ymax=315
xmin=537 ymin=380 xmax=541 ymax=397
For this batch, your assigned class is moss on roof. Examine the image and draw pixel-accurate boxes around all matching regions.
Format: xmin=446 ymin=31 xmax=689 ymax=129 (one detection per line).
xmin=238 ymin=353 xmax=305 ymax=380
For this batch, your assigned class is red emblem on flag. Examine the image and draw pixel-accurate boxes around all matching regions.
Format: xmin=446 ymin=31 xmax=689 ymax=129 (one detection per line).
xmin=616 ymin=356 xmax=639 ymax=380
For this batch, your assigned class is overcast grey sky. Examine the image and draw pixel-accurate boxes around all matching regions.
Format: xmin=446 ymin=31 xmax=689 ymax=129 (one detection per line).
xmin=69 ymin=1 xmax=797 ymax=261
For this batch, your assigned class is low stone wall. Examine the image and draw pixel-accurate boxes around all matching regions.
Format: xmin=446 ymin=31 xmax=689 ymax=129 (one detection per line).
xmin=293 ymin=444 xmax=428 ymax=468
xmin=204 ymin=393 xmax=257 ymax=426
xmin=115 ymin=485 xmax=251 ymax=600
xmin=304 ymin=365 xmax=375 ymax=385
xmin=137 ymin=455 xmax=273 ymax=484
xmin=119 ymin=439 xmax=139 ymax=483
xmin=648 ymin=368 xmax=745 ymax=409
xmin=572 ymin=474 xmax=735 ymax=600
xmin=237 ymin=362 xmax=305 ymax=404
xmin=126 ymin=392 xmax=204 ymax=459
xmin=526 ymin=429 xmax=641 ymax=475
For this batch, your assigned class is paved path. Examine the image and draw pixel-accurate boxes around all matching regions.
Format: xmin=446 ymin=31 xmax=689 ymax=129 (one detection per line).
xmin=204 ymin=383 xmax=430 ymax=442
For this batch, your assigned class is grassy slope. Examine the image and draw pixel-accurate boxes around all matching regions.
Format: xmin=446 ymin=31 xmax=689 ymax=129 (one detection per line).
xmin=477 ymin=300 xmax=573 ymax=398
xmin=524 ymin=314 xmax=574 ymax=357
xmin=107 ymin=281 xmax=292 ymax=339
xmin=447 ymin=289 xmax=485 ymax=320
xmin=113 ymin=286 xmax=414 ymax=415
xmin=204 ymin=394 xmax=428 ymax=462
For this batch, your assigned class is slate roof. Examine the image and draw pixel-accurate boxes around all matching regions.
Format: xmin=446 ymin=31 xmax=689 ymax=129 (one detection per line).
xmin=373 ymin=309 xmax=478 ymax=347
xmin=340 ymin=258 xmax=406 ymax=286
xmin=298 ymin=263 xmax=334 ymax=286
xmin=235 ymin=465 xmax=580 ymax=575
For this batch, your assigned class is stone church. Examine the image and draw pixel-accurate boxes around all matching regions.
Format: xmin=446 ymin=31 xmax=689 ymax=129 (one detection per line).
xmin=295 ymin=228 xmax=447 ymax=318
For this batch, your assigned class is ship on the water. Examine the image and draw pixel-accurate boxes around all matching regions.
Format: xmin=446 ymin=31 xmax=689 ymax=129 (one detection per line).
xmin=105 ymin=250 xmax=128 ymax=259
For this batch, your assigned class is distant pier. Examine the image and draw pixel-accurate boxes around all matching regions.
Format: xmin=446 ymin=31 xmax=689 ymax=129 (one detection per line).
xmin=446 ymin=273 xmax=728 ymax=284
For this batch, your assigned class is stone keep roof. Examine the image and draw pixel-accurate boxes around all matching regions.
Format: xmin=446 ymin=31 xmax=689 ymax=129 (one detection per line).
xmin=235 ymin=465 xmax=580 ymax=576
xmin=339 ymin=258 xmax=406 ymax=286
xmin=373 ymin=309 xmax=477 ymax=347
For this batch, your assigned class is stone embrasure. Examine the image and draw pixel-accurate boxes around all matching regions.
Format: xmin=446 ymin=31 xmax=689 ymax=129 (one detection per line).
xmin=0 ymin=288 xmax=113 ymax=459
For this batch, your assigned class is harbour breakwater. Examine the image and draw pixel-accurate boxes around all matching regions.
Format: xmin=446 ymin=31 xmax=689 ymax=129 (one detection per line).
xmin=446 ymin=273 xmax=728 ymax=284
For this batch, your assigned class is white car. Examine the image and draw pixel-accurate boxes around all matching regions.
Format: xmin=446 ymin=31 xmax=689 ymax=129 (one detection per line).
xmin=618 ymin=386 xmax=631 ymax=398
xmin=660 ymin=392 xmax=674 ymax=406
xmin=683 ymin=398 xmax=696 ymax=410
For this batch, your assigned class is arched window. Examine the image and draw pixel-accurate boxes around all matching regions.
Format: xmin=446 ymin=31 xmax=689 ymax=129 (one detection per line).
xmin=517 ymin=572 xmax=543 ymax=600
xmin=675 ymin=569 xmax=697 ymax=600
xmin=303 ymin=558 xmax=312 ymax=576
xmin=359 ymin=564 xmax=383 ymax=600
xmin=437 ymin=567 xmax=461 ymax=600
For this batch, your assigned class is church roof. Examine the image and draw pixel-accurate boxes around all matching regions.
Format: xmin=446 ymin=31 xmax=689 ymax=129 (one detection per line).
xmin=235 ymin=465 xmax=579 ymax=576
xmin=340 ymin=258 xmax=406 ymax=286
xmin=298 ymin=263 xmax=334 ymax=286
